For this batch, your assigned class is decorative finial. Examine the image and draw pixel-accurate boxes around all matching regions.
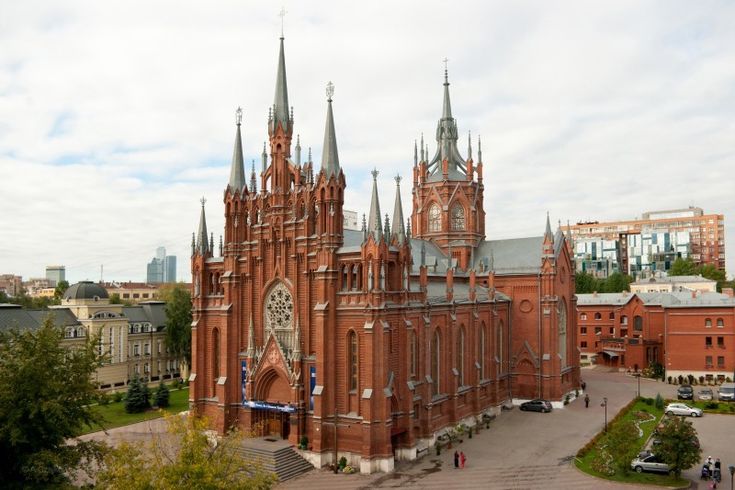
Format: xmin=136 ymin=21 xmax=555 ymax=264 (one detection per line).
xmin=236 ymin=106 xmax=242 ymax=126
xmin=442 ymin=57 xmax=449 ymax=82
xmin=200 ymin=196 xmax=207 ymax=207
xmin=395 ymin=174 xmax=401 ymax=185
xmin=308 ymin=146 xmax=312 ymax=163
xmin=326 ymin=81 xmax=334 ymax=101
xmin=279 ymin=6 xmax=287 ymax=38
xmin=371 ymin=168 xmax=379 ymax=180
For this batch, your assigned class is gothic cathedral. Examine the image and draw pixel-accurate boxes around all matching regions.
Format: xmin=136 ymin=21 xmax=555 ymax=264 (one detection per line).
xmin=190 ymin=36 xmax=579 ymax=474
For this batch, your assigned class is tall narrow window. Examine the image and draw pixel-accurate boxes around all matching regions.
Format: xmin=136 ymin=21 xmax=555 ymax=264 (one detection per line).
xmin=349 ymin=331 xmax=358 ymax=391
xmin=634 ymin=316 xmax=643 ymax=332
xmin=479 ymin=324 xmax=486 ymax=379
xmin=496 ymin=320 xmax=504 ymax=376
xmin=409 ymin=331 xmax=417 ymax=378
xmin=428 ymin=204 xmax=441 ymax=232
xmin=558 ymin=301 xmax=567 ymax=368
xmin=432 ymin=331 xmax=441 ymax=395
xmin=451 ymin=204 xmax=465 ymax=231
xmin=457 ymin=327 xmax=465 ymax=386
xmin=212 ymin=329 xmax=220 ymax=395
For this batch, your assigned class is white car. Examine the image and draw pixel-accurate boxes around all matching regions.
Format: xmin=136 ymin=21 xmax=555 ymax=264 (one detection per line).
xmin=665 ymin=403 xmax=703 ymax=417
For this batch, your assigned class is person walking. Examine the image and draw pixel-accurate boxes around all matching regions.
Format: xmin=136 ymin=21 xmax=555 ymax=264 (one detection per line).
xmin=585 ymin=394 xmax=590 ymax=408
xmin=581 ymin=380 xmax=586 ymax=391
xmin=460 ymin=451 xmax=466 ymax=469
xmin=454 ymin=450 xmax=459 ymax=469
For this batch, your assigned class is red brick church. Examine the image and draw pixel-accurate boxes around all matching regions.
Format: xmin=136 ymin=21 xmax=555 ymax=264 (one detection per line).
xmin=190 ymin=36 xmax=579 ymax=473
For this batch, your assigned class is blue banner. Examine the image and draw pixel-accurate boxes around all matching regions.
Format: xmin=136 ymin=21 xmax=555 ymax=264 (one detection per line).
xmin=241 ymin=360 xmax=247 ymax=403
xmin=244 ymin=400 xmax=296 ymax=413
xmin=309 ymin=366 xmax=316 ymax=410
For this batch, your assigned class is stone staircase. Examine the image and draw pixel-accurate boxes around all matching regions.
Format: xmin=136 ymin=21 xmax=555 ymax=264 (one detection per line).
xmin=237 ymin=440 xmax=314 ymax=482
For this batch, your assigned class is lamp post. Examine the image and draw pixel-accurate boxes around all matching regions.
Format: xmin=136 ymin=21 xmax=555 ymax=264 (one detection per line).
xmin=601 ymin=397 xmax=608 ymax=432
xmin=728 ymin=464 xmax=734 ymax=490
xmin=635 ymin=372 xmax=641 ymax=398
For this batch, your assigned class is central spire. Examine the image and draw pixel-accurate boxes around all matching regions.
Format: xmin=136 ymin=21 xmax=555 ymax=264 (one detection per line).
xmin=228 ymin=107 xmax=246 ymax=193
xmin=367 ymin=169 xmax=383 ymax=241
xmin=272 ymin=36 xmax=290 ymax=131
xmin=426 ymin=65 xmax=466 ymax=179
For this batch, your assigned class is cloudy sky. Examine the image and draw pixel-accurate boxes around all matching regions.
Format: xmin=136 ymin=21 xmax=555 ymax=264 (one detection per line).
xmin=1 ymin=1 xmax=734 ymax=283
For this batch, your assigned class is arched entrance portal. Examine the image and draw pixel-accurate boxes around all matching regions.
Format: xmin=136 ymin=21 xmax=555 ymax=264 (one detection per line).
xmin=252 ymin=369 xmax=292 ymax=439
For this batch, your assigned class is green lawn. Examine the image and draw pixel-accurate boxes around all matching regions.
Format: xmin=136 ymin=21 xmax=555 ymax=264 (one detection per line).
xmin=81 ymin=387 xmax=190 ymax=435
xmin=575 ymin=399 xmax=688 ymax=487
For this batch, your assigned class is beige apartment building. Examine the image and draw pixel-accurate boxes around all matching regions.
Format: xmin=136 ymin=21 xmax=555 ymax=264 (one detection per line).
xmin=630 ymin=275 xmax=717 ymax=294
xmin=0 ymin=281 xmax=181 ymax=391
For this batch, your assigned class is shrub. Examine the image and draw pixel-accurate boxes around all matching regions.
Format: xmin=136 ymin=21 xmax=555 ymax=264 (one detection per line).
xmin=687 ymin=374 xmax=695 ymax=385
xmin=705 ymin=402 xmax=719 ymax=410
xmin=154 ymin=383 xmax=170 ymax=408
xmin=643 ymin=398 xmax=653 ymax=406
xmin=655 ymin=393 xmax=664 ymax=410
xmin=125 ymin=374 xmax=150 ymax=413
xmin=677 ymin=375 xmax=684 ymax=384
xmin=699 ymin=376 xmax=705 ymax=384
xmin=564 ymin=394 xmax=571 ymax=405
xmin=112 ymin=391 xmax=124 ymax=403
xmin=300 ymin=435 xmax=308 ymax=450
xmin=667 ymin=376 xmax=672 ymax=384
xmin=171 ymin=378 xmax=181 ymax=390
xmin=98 ymin=393 xmax=111 ymax=405
xmin=338 ymin=456 xmax=347 ymax=470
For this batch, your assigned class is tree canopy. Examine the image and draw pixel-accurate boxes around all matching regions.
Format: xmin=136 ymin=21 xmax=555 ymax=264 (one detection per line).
xmin=669 ymin=257 xmax=729 ymax=291
xmin=97 ymin=414 xmax=276 ymax=489
xmin=161 ymin=283 xmax=193 ymax=377
xmin=0 ymin=317 xmax=107 ymax=486
xmin=655 ymin=416 xmax=701 ymax=477
xmin=53 ymin=280 xmax=70 ymax=302
xmin=575 ymin=272 xmax=633 ymax=294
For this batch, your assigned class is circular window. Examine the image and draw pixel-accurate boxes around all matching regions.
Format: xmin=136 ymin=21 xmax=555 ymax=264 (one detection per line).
xmin=519 ymin=300 xmax=533 ymax=313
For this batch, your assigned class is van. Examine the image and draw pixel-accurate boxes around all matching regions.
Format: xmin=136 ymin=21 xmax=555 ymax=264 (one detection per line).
xmin=718 ymin=382 xmax=735 ymax=401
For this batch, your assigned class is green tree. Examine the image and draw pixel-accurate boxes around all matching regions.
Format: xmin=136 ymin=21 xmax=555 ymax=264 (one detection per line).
xmin=0 ymin=317 xmax=107 ymax=486
xmin=606 ymin=419 xmax=640 ymax=475
xmin=575 ymin=272 xmax=601 ymax=294
xmin=162 ymin=283 xmax=193 ymax=380
xmin=0 ymin=290 xmax=8 ymax=303
xmin=601 ymin=272 xmax=632 ymax=293
xmin=668 ymin=257 xmax=697 ymax=276
xmin=97 ymin=414 xmax=277 ymax=489
xmin=655 ymin=417 xmax=701 ymax=477
xmin=125 ymin=374 xmax=150 ymax=414
xmin=52 ymin=280 xmax=70 ymax=303
xmin=154 ymin=382 xmax=170 ymax=408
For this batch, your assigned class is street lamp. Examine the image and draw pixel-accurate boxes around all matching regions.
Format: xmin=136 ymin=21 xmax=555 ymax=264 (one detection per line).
xmin=635 ymin=372 xmax=641 ymax=398
xmin=728 ymin=464 xmax=734 ymax=490
xmin=601 ymin=397 xmax=608 ymax=432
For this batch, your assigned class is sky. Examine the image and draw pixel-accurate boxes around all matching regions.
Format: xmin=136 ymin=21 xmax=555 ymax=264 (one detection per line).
xmin=1 ymin=1 xmax=734 ymax=283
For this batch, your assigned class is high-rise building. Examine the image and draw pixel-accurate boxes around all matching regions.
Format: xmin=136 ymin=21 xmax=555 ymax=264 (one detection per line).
xmin=190 ymin=35 xmax=579 ymax=474
xmin=0 ymin=274 xmax=23 ymax=297
xmin=566 ymin=207 xmax=725 ymax=278
xmin=146 ymin=247 xmax=177 ymax=283
xmin=45 ymin=265 xmax=66 ymax=287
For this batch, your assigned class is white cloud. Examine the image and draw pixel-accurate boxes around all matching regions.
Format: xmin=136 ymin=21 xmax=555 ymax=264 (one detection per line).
xmin=1 ymin=0 xmax=734 ymax=282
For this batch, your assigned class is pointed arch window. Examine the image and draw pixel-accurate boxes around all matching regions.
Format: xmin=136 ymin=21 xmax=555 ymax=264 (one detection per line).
xmin=432 ymin=330 xmax=441 ymax=395
xmin=451 ymin=204 xmax=465 ymax=231
xmin=348 ymin=331 xmax=358 ymax=391
xmin=457 ymin=327 xmax=465 ymax=386
xmin=212 ymin=328 xmax=220 ymax=395
xmin=428 ymin=204 xmax=441 ymax=232
xmin=409 ymin=330 xmax=417 ymax=378
xmin=558 ymin=301 xmax=567 ymax=368
xmin=496 ymin=320 xmax=504 ymax=377
xmin=479 ymin=324 xmax=486 ymax=379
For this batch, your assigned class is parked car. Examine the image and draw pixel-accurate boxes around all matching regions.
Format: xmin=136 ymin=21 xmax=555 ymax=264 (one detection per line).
xmin=718 ymin=382 xmax=735 ymax=402
xmin=677 ymin=384 xmax=694 ymax=400
xmin=698 ymin=388 xmax=714 ymax=401
xmin=631 ymin=453 xmax=671 ymax=474
xmin=665 ymin=403 xmax=703 ymax=417
xmin=519 ymin=399 xmax=552 ymax=413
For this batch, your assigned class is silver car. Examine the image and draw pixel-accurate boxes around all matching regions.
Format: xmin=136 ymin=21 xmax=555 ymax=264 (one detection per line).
xmin=665 ymin=402 xmax=703 ymax=417
xmin=698 ymin=388 xmax=714 ymax=401
xmin=631 ymin=452 xmax=671 ymax=474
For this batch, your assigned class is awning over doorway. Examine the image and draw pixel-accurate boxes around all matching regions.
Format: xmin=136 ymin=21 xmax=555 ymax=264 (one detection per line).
xmin=603 ymin=350 xmax=620 ymax=357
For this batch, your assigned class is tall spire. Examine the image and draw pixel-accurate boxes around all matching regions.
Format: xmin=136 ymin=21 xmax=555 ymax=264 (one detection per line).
xmin=295 ymin=134 xmax=301 ymax=165
xmin=261 ymin=142 xmax=267 ymax=172
xmin=367 ymin=169 xmax=382 ymax=241
xmin=544 ymin=211 xmax=554 ymax=241
xmin=467 ymin=131 xmax=472 ymax=160
xmin=427 ymin=63 xmax=466 ymax=178
xmin=413 ymin=140 xmax=418 ymax=167
xmin=272 ymin=36 xmax=290 ymax=130
xmin=478 ymin=135 xmax=483 ymax=163
xmin=196 ymin=197 xmax=209 ymax=255
xmin=250 ymin=160 xmax=257 ymax=193
xmin=320 ymin=81 xmax=340 ymax=178
xmin=391 ymin=175 xmax=406 ymax=244
xmin=228 ymin=107 xmax=246 ymax=192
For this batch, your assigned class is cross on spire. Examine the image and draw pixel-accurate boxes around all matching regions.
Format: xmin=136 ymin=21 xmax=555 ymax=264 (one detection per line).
xmin=443 ymin=57 xmax=449 ymax=82
xmin=200 ymin=196 xmax=207 ymax=207
xmin=236 ymin=106 xmax=242 ymax=126
xmin=326 ymin=81 xmax=334 ymax=101
xmin=279 ymin=6 xmax=287 ymax=37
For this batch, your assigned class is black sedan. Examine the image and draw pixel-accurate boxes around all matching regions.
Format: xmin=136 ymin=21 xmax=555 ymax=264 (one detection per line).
xmin=519 ymin=399 xmax=553 ymax=413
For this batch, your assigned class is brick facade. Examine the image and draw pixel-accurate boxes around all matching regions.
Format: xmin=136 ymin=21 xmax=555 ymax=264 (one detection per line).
xmin=190 ymin=36 xmax=580 ymax=474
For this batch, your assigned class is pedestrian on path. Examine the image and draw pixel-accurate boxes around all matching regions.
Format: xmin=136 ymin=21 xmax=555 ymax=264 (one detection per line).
xmin=581 ymin=380 xmax=586 ymax=391
xmin=460 ymin=451 xmax=466 ymax=469
xmin=584 ymin=394 xmax=590 ymax=408
xmin=454 ymin=450 xmax=459 ymax=469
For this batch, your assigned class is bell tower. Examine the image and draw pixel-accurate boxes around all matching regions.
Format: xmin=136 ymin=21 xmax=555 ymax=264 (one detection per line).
xmin=410 ymin=67 xmax=486 ymax=269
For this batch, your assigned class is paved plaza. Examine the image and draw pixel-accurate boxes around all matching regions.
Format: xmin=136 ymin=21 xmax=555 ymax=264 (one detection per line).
xmin=80 ymin=369 xmax=735 ymax=489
